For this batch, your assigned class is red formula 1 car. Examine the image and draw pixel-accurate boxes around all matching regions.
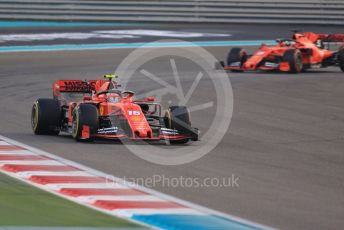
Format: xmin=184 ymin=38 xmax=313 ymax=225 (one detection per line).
xmin=218 ymin=32 xmax=344 ymax=73
xmin=31 ymin=75 xmax=198 ymax=144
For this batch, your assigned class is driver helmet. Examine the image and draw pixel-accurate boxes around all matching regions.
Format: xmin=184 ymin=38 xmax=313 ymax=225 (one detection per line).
xmin=284 ymin=41 xmax=291 ymax=46
xmin=107 ymin=93 xmax=120 ymax=103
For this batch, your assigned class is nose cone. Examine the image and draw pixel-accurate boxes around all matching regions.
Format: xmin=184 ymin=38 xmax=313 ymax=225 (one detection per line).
xmin=134 ymin=129 xmax=151 ymax=138
xmin=243 ymin=62 xmax=256 ymax=70
xmin=123 ymin=104 xmax=153 ymax=139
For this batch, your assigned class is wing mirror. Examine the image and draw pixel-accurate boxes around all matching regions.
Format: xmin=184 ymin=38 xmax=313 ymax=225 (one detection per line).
xmin=145 ymin=97 xmax=155 ymax=102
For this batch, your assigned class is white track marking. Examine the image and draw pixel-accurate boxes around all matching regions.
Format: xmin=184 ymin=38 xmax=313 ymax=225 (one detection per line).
xmin=45 ymin=183 xmax=128 ymax=190
xmin=0 ymin=30 xmax=230 ymax=43
xmin=0 ymin=141 xmax=11 ymax=145
xmin=95 ymin=30 xmax=230 ymax=38
xmin=113 ymin=208 xmax=205 ymax=217
xmin=16 ymin=171 xmax=92 ymax=178
xmin=0 ymin=160 xmax=65 ymax=165
xmin=78 ymin=195 xmax=165 ymax=203
xmin=0 ymin=150 xmax=38 ymax=155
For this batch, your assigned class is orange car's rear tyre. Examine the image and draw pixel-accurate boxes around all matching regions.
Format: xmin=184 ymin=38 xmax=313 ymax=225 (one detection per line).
xmin=338 ymin=47 xmax=344 ymax=72
xmin=283 ymin=49 xmax=303 ymax=73
xmin=164 ymin=106 xmax=192 ymax=144
xmin=72 ymin=104 xmax=98 ymax=142
xmin=31 ymin=99 xmax=60 ymax=135
xmin=227 ymin=48 xmax=247 ymax=72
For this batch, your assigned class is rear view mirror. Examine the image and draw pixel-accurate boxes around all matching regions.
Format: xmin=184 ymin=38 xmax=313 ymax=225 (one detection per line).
xmin=145 ymin=97 xmax=155 ymax=102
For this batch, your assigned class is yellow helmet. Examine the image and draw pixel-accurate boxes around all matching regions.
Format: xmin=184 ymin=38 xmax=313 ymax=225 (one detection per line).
xmin=103 ymin=74 xmax=118 ymax=80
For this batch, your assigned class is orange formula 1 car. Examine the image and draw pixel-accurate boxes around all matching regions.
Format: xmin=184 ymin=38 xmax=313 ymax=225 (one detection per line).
xmin=219 ymin=32 xmax=344 ymax=73
xmin=31 ymin=75 xmax=198 ymax=144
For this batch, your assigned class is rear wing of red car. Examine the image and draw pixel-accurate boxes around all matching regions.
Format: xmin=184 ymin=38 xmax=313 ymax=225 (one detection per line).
xmin=303 ymin=32 xmax=344 ymax=43
xmin=53 ymin=80 xmax=98 ymax=97
xmin=317 ymin=34 xmax=344 ymax=43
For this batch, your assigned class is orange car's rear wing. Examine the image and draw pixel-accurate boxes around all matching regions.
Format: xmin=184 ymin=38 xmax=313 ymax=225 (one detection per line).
xmin=318 ymin=34 xmax=344 ymax=43
xmin=303 ymin=32 xmax=344 ymax=43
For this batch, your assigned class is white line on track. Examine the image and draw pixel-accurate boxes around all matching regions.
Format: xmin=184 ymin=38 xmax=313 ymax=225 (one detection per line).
xmin=113 ymin=208 xmax=206 ymax=217
xmin=0 ymin=141 xmax=11 ymax=145
xmin=16 ymin=171 xmax=93 ymax=178
xmin=0 ymin=150 xmax=38 ymax=155
xmin=78 ymin=195 xmax=165 ymax=203
xmin=45 ymin=183 xmax=128 ymax=190
xmin=0 ymin=160 xmax=65 ymax=165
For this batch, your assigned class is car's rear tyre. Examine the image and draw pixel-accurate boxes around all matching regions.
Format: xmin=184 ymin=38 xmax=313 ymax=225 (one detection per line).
xmin=72 ymin=104 xmax=98 ymax=142
xmin=227 ymin=48 xmax=247 ymax=72
xmin=31 ymin=99 xmax=60 ymax=135
xmin=164 ymin=106 xmax=193 ymax=144
xmin=338 ymin=47 xmax=344 ymax=72
xmin=283 ymin=49 xmax=303 ymax=73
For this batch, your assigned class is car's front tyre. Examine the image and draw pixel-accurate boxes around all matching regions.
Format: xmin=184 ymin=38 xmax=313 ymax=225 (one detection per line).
xmin=283 ymin=49 xmax=303 ymax=73
xmin=227 ymin=48 xmax=247 ymax=72
xmin=72 ymin=104 xmax=98 ymax=142
xmin=164 ymin=106 xmax=194 ymax=144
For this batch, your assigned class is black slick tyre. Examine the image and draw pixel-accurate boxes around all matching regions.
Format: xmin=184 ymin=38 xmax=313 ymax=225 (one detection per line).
xmin=164 ymin=106 xmax=192 ymax=144
xmin=31 ymin=98 xmax=60 ymax=135
xmin=72 ymin=104 xmax=98 ymax=142
xmin=227 ymin=48 xmax=247 ymax=72
xmin=283 ymin=49 xmax=303 ymax=73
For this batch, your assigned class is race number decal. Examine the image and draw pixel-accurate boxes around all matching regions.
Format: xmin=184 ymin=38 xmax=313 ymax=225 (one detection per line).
xmin=128 ymin=110 xmax=141 ymax=116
